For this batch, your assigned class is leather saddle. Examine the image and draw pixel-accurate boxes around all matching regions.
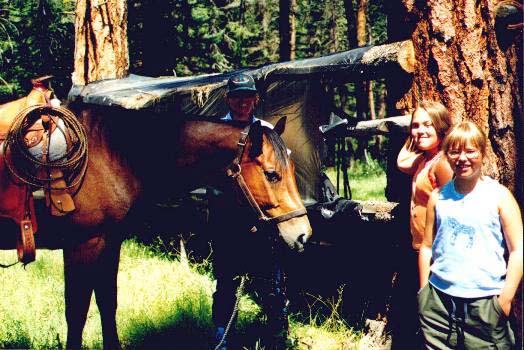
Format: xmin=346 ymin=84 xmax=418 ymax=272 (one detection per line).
xmin=0 ymin=76 xmax=76 ymax=263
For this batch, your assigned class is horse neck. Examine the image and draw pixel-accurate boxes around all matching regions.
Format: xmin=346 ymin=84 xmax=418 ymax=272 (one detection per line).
xmin=178 ymin=120 xmax=244 ymax=163
xmin=75 ymin=112 xmax=247 ymax=199
xmin=174 ymin=120 xmax=246 ymax=188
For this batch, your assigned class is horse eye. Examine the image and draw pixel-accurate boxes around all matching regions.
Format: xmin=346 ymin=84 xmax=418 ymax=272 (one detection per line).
xmin=264 ymin=170 xmax=280 ymax=183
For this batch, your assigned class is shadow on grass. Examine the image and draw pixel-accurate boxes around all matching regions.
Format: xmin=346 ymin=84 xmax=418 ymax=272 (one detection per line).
xmin=0 ymin=321 xmax=33 ymax=349
xmin=123 ymin=309 xmax=269 ymax=350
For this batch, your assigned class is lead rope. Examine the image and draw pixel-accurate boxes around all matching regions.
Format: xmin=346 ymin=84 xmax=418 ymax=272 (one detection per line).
xmin=214 ymin=275 xmax=247 ymax=350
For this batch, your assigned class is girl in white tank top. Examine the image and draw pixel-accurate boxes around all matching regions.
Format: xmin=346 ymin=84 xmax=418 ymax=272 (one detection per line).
xmin=418 ymin=121 xmax=522 ymax=350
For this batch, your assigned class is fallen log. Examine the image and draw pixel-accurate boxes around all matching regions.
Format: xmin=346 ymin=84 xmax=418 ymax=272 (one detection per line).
xmin=357 ymin=200 xmax=399 ymax=223
xmin=263 ymin=39 xmax=416 ymax=82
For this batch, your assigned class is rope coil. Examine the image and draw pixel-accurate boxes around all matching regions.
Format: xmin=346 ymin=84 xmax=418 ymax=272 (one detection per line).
xmin=2 ymin=104 xmax=88 ymax=190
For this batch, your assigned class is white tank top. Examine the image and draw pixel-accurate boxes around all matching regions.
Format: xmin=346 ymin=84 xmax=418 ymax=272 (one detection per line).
xmin=429 ymin=176 xmax=507 ymax=298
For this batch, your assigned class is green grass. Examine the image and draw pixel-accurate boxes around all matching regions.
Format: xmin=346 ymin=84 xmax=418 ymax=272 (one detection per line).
xmin=325 ymin=158 xmax=387 ymax=201
xmin=0 ymin=239 xmax=361 ymax=349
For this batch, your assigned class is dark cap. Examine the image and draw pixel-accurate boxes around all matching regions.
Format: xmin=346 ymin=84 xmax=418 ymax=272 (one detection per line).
xmin=227 ymin=73 xmax=257 ymax=95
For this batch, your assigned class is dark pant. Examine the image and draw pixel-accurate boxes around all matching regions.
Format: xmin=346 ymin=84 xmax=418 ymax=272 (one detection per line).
xmin=211 ymin=231 xmax=289 ymax=346
xmin=388 ymin=249 xmax=423 ymax=350
xmin=418 ymin=283 xmax=515 ymax=350
xmin=208 ymin=188 xmax=289 ymax=347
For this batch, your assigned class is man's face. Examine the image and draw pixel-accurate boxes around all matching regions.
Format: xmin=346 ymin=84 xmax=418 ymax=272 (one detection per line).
xmin=227 ymin=91 xmax=258 ymax=121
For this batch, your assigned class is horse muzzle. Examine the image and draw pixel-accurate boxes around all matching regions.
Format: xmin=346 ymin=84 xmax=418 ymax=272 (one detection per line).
xmin=276 ymin=215 xmax=312 ymax=252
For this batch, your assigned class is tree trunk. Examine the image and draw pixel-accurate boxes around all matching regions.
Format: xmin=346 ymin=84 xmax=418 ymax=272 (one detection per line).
xmin=398 ymin=0 xmax=523 ymax=343
xmin=73 ymin=0 xmax=129 ymax=85
xmin=384 ymin=1 xmax=413 ymax=117
xmin=355 ymin=0 xmax=370 ymax=161
xmin=290 ymin=0 xmax=296 ymax=60
xmin=343 ymin=0 xmax=357 ymax=48
xmin=35 ymin=0 xmax=53 ymax=76
xmin=279 ymin=0 xmax=296 ymax=61
xmin=356 ymin=0 xmax=369 ymax=46
xmin=256 ymin=0 xmax=274 ymax=59
xmin=397 ymin=0 xmax=522 ymax=194
xmin=141 ymin=0 xmax=173 ymax=77
xmin=377 ymin=85 xmax=387 ymax=119
xmin=356 ymin=0 xmax=369 ymax=122
xmin=327 ymin=1 xmax=338 ymax=53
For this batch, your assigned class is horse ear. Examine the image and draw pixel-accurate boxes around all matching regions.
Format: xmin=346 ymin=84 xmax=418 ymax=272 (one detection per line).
xmin=249 ymin=120 xmax=263 ymax=158
xmin=273 ymin=116 xmax=287 ymax=135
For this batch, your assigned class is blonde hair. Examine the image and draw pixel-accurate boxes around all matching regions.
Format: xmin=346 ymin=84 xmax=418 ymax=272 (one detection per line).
xmin=412 ymin=101 xmax=453 ymax=139
xmin=441 ymin=121 xmax=487 ymax=157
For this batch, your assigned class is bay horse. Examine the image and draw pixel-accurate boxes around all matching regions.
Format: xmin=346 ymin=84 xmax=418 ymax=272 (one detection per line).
xmin=0 ymin=96 xmax=312 ymax=349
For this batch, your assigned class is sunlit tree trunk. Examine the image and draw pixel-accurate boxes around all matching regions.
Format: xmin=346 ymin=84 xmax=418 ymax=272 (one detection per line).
xmin=73 ymin=0 xmax=129 ymax=85
xmin=356 ymin=0 xmax=369 ymax=122
xmin=399 ymin=0 xmax=522 ymax=196
xmin=355 ymin=0 xmax=370 ymax=161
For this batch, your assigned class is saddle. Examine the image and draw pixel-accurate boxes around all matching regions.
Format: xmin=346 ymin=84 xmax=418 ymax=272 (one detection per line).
xmin=0 ymin=76 xmax=76 ymax=263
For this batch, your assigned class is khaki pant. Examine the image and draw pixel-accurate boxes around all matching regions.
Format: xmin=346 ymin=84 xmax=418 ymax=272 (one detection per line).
xmin=418 ymin=283 xmax=515 ymax=350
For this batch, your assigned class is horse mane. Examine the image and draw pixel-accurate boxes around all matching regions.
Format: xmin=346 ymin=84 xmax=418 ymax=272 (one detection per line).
xmin=255 ymin=126 xmax=289 ymax=169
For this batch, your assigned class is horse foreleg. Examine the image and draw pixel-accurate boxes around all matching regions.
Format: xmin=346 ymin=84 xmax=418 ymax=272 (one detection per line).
xmin=63 ymin=234 xmax=121 ymax=350
xmin=93 ymin=235 xmax=122 ymax=350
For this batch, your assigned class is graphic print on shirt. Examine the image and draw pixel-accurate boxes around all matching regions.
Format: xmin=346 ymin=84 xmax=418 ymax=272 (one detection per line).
xmin=448 ymin=217 xmax=475 ymax=248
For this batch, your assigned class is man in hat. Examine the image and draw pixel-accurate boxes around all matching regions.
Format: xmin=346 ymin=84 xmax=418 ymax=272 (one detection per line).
xmin=220 ymin=72 xmax=273 ymax=127
xmin=209 ymin=73 xmax=288 ymax=350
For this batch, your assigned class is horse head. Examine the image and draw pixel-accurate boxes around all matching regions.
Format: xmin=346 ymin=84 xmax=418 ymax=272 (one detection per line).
xmin=228 ymin=117 xmax=312 ymax=252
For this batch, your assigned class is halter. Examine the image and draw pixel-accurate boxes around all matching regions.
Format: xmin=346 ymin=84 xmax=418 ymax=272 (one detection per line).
xmin=226 ymin=124 xmax=307 ymax=225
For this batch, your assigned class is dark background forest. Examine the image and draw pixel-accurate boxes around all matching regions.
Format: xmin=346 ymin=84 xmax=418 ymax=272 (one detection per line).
xmin=0 ymin=0 xmax=388 ymax=124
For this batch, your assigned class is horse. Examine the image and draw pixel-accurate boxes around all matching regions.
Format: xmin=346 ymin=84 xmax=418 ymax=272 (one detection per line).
xmin=0 ymin=93 xmax=312 ymax=349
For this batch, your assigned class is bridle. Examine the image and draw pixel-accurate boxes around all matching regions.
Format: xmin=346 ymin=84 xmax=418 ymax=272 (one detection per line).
xmin=226 ymin=124 xmax=307 ymax=225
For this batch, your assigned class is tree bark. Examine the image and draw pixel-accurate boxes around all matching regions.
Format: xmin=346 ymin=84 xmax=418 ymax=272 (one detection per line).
xmin=354 ymin=0 xmax=370 ymax=161
xmin=397 ymin=0 xmax=523 ymax=343
xmin=73 ymin=0 xmax=129 ymax=85
xmin=355 ymin=0 xmax=369 ymax=122
xmin=398 ymin=0 xmax=522 ymax=194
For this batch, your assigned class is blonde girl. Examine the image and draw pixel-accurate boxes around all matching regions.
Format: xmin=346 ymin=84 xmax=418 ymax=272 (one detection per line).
xmin=418 ymin=121 xmax=523 ymax=349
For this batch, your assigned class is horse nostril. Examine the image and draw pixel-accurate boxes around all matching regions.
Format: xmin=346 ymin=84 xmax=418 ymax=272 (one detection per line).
xmin=297 ymin=234 xmax=308 ymax=245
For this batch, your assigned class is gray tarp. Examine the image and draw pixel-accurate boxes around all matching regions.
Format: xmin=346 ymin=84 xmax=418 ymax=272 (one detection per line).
xmin=67 ymin=41 xmax=410 ymax=204
xmin=70 ymin=75 xmax=327 ymax=205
